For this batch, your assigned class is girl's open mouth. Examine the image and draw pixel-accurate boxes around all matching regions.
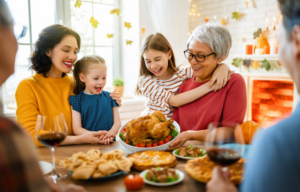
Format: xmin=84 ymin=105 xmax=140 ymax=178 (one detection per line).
xmin=95 ymin=87 xmax=102 ymax=92
xmin=152 ymin=68 xmax=162 ymax=74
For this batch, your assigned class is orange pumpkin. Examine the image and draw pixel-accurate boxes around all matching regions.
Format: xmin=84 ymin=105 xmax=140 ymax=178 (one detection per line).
xmin=254 ymin=34 xmax=270 ymax=54
xmin=240 ymin=121 xmax=261 ymax=144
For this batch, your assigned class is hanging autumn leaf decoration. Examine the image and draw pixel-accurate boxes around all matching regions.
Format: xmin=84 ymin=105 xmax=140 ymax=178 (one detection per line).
xmin=110 ymin=9 xmax=120 ymax=16
xmin=245 ymin=1 xmax=249 ymax=8
xmin=124 ymin=22 xmax=132 ymax=30
xmin=107 ymin=33 xmax=114 ymax=39
xmin=90 ymin=16 xmax=99 ymax=28
xmin=232 ymin=58 xmax=244 ymax=68
xmin=232 ymin=11 xmax=244 ymax=20
xmin=126 ymin=40 xmax=133 ymax=45
xmin=141 ymin=27 xmax=146 ymax=35
xmin=74 ymin=0 xmax=82 ymax=8
xmin=253 ymin=28 xmax=262 ymax=39
xmin=221 ymin=17 xmax=228 ymax=25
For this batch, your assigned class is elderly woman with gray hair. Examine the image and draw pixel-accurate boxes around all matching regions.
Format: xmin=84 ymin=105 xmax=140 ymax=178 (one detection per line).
xmin=169 ymin=23 xmax=247 ymax=149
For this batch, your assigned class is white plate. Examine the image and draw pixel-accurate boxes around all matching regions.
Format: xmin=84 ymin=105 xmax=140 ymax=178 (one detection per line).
xmin=39 ymin=161 xmax=52 ymax=175
xmin=172 ymin=149 xmax=206 ymax=160
xmin=140 ymin=169 xmax=184 ymax=186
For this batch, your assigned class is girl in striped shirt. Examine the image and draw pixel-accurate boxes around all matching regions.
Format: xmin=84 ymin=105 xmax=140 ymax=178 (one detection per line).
xmin=135 ymin=33 xmax=231 ymax=118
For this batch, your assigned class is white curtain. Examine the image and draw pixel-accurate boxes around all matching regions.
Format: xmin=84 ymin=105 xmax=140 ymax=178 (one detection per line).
xmin=145 ymin=0 xmax=191 ymax=66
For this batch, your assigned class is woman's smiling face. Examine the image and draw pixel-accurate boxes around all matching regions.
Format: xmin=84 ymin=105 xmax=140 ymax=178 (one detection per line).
xmin=187 ymin=38 xmax=219 ymax=82
xmin=46 ymin=35 xmax=79 ymax=76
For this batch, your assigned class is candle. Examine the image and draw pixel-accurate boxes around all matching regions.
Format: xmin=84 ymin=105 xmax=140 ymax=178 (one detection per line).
xmin=273 ymin=17 xmax=277 ymax=30
xmin=246 ymin=43 xmax=253 ymax=55
xmin=266 ymin=17 xmax=269 ymax=31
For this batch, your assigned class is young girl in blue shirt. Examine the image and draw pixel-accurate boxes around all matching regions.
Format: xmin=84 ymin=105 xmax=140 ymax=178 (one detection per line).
xmin=69 ymin=55 xmax=121 ymax=145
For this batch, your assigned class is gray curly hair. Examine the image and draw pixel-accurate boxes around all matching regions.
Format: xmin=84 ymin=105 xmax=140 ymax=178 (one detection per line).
xmin=187 ymin=23 xmax=232 ymax=60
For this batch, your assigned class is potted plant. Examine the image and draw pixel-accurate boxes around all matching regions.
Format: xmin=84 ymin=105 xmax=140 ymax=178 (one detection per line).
xmin=113 ymin=78 xmax=124 ymax=97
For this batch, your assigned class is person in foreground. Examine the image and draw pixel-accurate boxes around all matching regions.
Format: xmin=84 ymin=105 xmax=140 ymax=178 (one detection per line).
xmin=0 ymin=1 xmax=86 ymax=191
xmin=169 ymin=23 xmax=247 ymax=149
xmin=15 ymin=24 xmax=121 ymax=146
xmin=206 ymin=1 xmax=300 ymax=192
xmin=70 ymin=55 xmax=121 ymax=144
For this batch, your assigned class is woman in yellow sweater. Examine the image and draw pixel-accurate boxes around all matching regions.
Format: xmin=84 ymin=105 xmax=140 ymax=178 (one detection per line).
xmin=15 ymin=24 xmax=121 ymax=146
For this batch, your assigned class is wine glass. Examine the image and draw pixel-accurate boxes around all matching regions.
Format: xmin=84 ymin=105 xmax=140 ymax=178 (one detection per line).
xmin=205 ymin=121 xmax=245 ymax=170
xmin=35 ymin=113 xmax=68 ymax=181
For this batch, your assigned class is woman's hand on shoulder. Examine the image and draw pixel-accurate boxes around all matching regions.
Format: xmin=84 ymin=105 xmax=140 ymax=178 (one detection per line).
xmin=168 ymin=131 xmax=191 ymax=150
xmin=110 ymin=91 xmax=122 ymax=106
xmin=209 ymin=63 xmax=232 ymax=91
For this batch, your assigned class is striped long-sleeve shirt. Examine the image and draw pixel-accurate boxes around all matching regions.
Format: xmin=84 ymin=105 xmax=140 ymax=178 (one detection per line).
xmin=138 ymin=65 xmax=193 ymax=117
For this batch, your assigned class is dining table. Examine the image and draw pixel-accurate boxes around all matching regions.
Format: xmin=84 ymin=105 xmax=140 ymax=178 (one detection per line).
xmin=37 ymin=140 xmax=207 ymax=192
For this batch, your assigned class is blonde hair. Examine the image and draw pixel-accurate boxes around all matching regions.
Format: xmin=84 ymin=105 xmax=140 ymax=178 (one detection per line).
xmin=135 ymin=33 xmax=177 ymax=95
xmin=73 ymin=55 xmax=105 ymax=94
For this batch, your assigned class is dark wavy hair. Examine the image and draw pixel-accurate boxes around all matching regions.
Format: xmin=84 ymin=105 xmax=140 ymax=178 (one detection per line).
xmin=30 ymin=24 xmax=81 ymax=77
xmin=73 ymin=55 xmax=106 ymax=95
xmin=135 ymin=33 xmax=177 ymax=95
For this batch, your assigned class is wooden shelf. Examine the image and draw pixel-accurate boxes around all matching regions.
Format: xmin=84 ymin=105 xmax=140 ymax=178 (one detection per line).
xmin=234 ymin=54 xmax=278 ymax=61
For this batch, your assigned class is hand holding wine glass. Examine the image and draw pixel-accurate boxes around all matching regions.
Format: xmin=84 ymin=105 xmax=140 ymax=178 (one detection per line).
xmin=35 ymin=113 xmax=68 ymax=181
xmin=205 ymin=122 xmax=245 ymax=168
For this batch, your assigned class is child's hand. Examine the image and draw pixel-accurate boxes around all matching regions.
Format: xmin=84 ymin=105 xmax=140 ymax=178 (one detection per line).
xmin=103 ymin=137 xmax=114 ymax=145
xmin=103 ymin=131 xmax=116 ymax=140
xmin=97 ymin=130 xmax=108 ymax=140
xmin=209 ymin=63 xmax=231 ymax=91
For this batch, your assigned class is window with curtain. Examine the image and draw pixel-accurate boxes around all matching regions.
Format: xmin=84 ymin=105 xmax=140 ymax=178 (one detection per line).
xmin=2 ymin=0 xmax=119 ymax=114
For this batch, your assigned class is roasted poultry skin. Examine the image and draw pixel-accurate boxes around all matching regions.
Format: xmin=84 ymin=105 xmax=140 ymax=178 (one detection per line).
xmin=123 ymin=111 xmax=175 ymax=145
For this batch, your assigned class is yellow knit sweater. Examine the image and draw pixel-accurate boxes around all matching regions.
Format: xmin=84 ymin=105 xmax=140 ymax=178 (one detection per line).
xmin=15 ymin=73 xmax=74 ymax=146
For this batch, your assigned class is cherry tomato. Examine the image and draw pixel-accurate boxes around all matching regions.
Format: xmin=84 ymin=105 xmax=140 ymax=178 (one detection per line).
xmin=146 ymin=143 xmax=152 ymax=147
xmin=124 ymin=174 xmax=144 ymax=190
xmin=158 ymin=140 xmax=164 ymax=145
xmin=164 ymin=138 xmax=170 ymax=143
xmin=134 ymin=144 xmax=140 ymax=147
xmin=125 ymin=140 xmax=130 ymax=144
xmin=123 ymin=128 xmax=126 ymax=132
xmin=166 ymin=135 xmax=173 ymax=139
xmin=139 ymin=143 xmax=145 ymax=148
xmin=152 ymin=143 xmax=158 ymax=147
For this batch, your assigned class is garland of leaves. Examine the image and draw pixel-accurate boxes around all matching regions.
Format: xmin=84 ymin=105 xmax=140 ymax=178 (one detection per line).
xmin=232 ymin=58 xmax=281 ymax=71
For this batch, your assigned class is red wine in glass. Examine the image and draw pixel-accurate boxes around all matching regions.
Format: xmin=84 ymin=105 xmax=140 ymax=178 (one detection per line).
xmin=35 ymin=114 xmax=68 ymax=181
xmin=207 ymin=148 xmax=241 ymax=166
xmin=205 ymin=121 xmax=245 ymax=169
xmin=37 ymin=132 xmax=66 ymax=147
